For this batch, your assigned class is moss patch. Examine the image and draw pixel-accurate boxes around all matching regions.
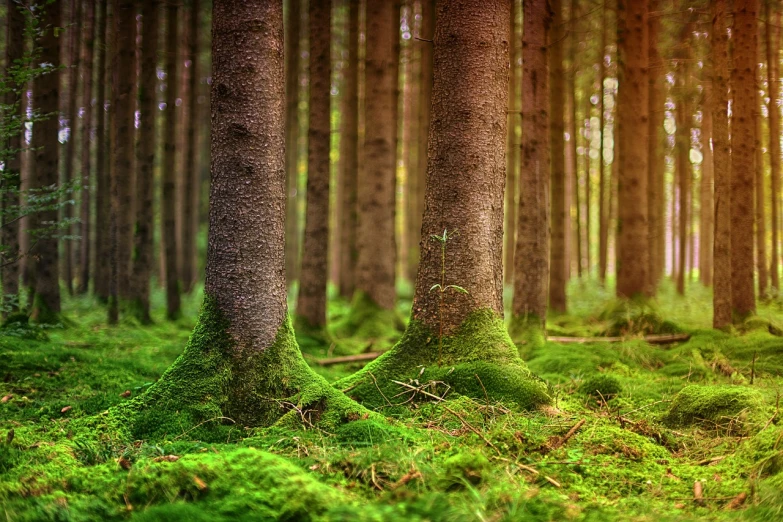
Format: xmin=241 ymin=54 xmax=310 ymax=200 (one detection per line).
xmin=330 ymin=292 xmax=404 ymax=351
xmin=664 ymin=385 xmax=766 ymax=431
xmin=579 ymin=374 xmax=623 ymax=399
xmin=600 ymin=298 xmax=681 ymax=336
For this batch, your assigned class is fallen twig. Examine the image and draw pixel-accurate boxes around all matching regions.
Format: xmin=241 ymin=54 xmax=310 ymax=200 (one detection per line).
xmin=546 ymin=333 xmax=690 ymax=345
xmin=493 ymin=457 xmax=561 ymax=488
xmin=550 ymin=419 xmax=586 ymax=449
xmin=698 ymin=455 xmax=727 ymax=466
xmin=694 ymin=480 xmax=705 ymax=506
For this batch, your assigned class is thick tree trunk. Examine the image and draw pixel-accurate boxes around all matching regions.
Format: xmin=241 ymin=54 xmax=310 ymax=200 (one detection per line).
xmin=338 ymin=0 xmax=549 ymax=412
xmin=77 ymin=0 xmax=95 ymax=295
xmin=296 ymin=0 xmax=331 ymax=330
xmin=94 ymin=0 xmax=110 ymax=301
xmin=512 ymin=0 xmax=551 ymax=329
xmin=1 ymin=0 xmax=25 ymax=313
xmin=285 ymin=0 xmax=301 ymax=289
xmin=129 ymin=0 xmax=160 ymax=323
xmin=768 ymin=4 xmax=781 ymax=292
xmin=730 ymin=0 xmax=758 ymax=320
xmin=700 ymin=80 xmax=714 ymax=287
xmin=755 ymin=53 xmax=767 ymax=299
xmin=548 ymin=0 xmax=567 ymax=312
xmin=161 ymin=1 xmax=181 ymax=320
xmin=615 ymin=0 xmax=650 ymax=298
xmin=338 ymin=0 xmax=359 ymax=299
xmin=30 ymin=0 xmax=62 ymax=323
xmin=598 ymin=1 xmax=608 ymax=284
xmin=354 ymin=0 xmax=397 ymax=310
xmin=647 ymin=0 xmax=663 ymax=289
xmin=712 ymin=0 xmax=731 ymax=327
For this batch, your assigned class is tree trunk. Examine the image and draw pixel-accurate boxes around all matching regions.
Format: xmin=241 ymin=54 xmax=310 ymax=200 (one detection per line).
xmin=615 ymin=0 xmax=650 ymax=298
xmin=647 ymin=0 xmax=663 ymax=289
xmin=296 ymin=0 xmax=331 ymax=330
xmin=354 ymin=0 xmax=397 ymax=310
xmin=76 ymin=0 xmax=95 ymax=294
xmin=768 ymin=4 xmax=781 ymax=292
xmin=30 ymin=0 xmax=62 ymax=323
xmin=730 ymin=0 xmax=758 ymax=320
xmin=338 ymin=0 xmax=549 ymax=412
xmin=129 ymin=0 xmax=160 ymax=323
xmin=549 ymin=0 xmax=567 ymax=312
xmin=675 ymin=46 xmax=691 ymax=296
xmin=402 ymin=1 xmax=419 ymax=287
xmin=503 ymin=0 xmax=518 ymax=286
xmin=161 ymin=1 xmax=181 ymax=320
xmin=700 ymin=80 xmax=714 ymax=287
xmin=94 ymin=0 xmax=110 ymax=301
xmin=512 ymin=0 xmax=551 ymax=329
xmin=1 ymin=0 xmax=25 ymax=313
xmin=755 ymin=49 xmax=768 ymax=299
xmin=598 ymin=0 xmax=608 ymax=284
xmin=568 ymin=0 xmax=581 ymax=280
xmin=339 ymin=0 xmax=359 ymax=299
xmin=285 ymin=0 xmax=301 ymax=289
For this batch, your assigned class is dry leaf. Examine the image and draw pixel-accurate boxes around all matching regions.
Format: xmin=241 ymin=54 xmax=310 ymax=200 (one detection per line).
xmin=193 ymin=475 xmax=208 ymax=491
xmin=726 ymin=492 xmax=747 ymax=510
xmin=61 ymin=406 xmax=72 ymax=413
xmin=120 ymin=390 xmax=132 ymax=398
xmin=1 ymin=394 xmax=12 ymax=403
xmin=118 ymin=456 xmax=132 ymax=470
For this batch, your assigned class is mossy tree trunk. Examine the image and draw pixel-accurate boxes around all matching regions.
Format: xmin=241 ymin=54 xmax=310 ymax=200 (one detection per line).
xmin=730 ymin=0 xmax=757 ymax=320
xmin=615 ymin=0 xmax=650 ymax=299
xmin=712 ymin=0 xmax=731 ymax=328
xmin=1 ymin=0 xmax=25 ymax=313
xmin=512 ymin=0 xmax=551 ymax=330
xmin=94 ymin=0 xmax=110 ymax=302
xmin=130 ymin=0 xmax=160 ymax=324
xmin=30 ymin=0 xmax=62 ymax=324
xmin=77 ymin=0 xmax=95 ymax=295
xmin=767 ymin=4 xmax=781 ymax=292
xmin=161 ymin=1 xmax=181 ymax=321
xmin=116 ymin=0 xmax=367 ymax=440
xmin=297 ymin=0 xmax=331 ymax=330
xmin=337 ymin=0 xmax=550 ymax=412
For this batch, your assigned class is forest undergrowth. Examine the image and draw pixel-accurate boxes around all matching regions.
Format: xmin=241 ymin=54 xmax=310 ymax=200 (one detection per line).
xmin=1 ymin=280 xmax=782 ymax=521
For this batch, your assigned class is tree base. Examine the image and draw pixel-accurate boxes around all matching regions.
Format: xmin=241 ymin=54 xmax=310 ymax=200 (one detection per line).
xmin=105 ymin=296 xmax=371 ymax=442
xmin=335 ymin=309 xmax=551 ymax=411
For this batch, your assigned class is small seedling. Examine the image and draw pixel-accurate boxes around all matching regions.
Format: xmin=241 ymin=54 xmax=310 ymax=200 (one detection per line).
xmin=430 ymin=228 xmax=469 ymax=366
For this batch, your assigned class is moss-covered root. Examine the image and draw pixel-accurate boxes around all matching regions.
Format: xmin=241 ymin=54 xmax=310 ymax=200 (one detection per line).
xmin=335 ymin=308 xmax=551 ymax=411
xmin=97 ymin=296 xmax=372 ymax=442
xmin=663 ymin=385 xmax=767 ymax=433
xmin=331 ymin=291 xmax=404 ymax=343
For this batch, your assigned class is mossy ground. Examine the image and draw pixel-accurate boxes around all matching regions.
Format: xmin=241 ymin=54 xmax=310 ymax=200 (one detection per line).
xmin=2 ymin=278 xmax=783 ymax=521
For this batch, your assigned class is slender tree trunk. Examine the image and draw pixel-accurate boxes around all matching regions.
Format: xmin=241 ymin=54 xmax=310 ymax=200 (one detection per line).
xmin=402 ymin=1 xmax=419 ymax=287
xmin=729 ymin=0 xmax=758 ymax=320
xmin=339 ymin=0 xmax=359 ymax=299
xmin=647 ymin=0 xmax=662 ymax=289
xmin=503 ymin=0 xmax=518 ymax=286
xmin=583 ymin=81 xmax=591 ymax=276
xmin=568 ymin=0 xmax=581 ymax=279
xmin=1 ymin=0 xmax=25 ymax=313
xmin=700 ymin=80 xmax=714 ymax=287
xmin=76 ymin=0 xmax=95 ymax=294
xmin=94 ymin=0 xmax=110 ymax=301
xmin=755 ymin=46 xmax=768 ymax=299
xmin=615 ymin=0 xmax=650 ymax=298
xmin=675 ymin=48 xmax=691 ymax=296
xmin=285 ymin=0 xmax=301 ymax=288
xmin=598 ymin=1 xmax=608 ymax=284
xmin=354 ymin=0 xmax=397 ymax=310
xmin=161 ymin=1 xmax=181 ymax=320
xmin=129 ymin=0 xmax=160 ymax=323
xmin=30 ymin=0 xmax=62 ymax=323
xmin=297 ymin=0 xmax=332 ymax=329
xmin=768 ymin=4 xmax=781 ymax=292
xmin=512 ymin=0 xmax=551 ymax=328
xmin=549 ymin=0 xmax=566 ymax=312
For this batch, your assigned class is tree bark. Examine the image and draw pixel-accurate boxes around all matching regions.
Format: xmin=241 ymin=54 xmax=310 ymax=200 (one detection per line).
xmin=129 ymin=0 xmax=160 ymax=323
xmin=568 ymin=0 xmax=581 ymax=280
xmin=76 ymin=0 xmax=95 ymax=294
xmin=503 ymin=0 xmax=518 ymax=286
xmin=615 ymin=0 xmax=650 ymax=298
xmin=354 ymin=0 xmax=397 ymax=310
xmin=339 ymin=0 xmax=360 ymax=299
xmin=647 ymin=0 xmax=663 ymax=289
xmin=768 ymin=4 xmax=781 ymax=292
xmin=285 ymin=0 xmax=301 ymax=289
xmin=512 ymin=0 xmax=551 ymax=328
xmin=161 ymin=1 xmax=181 ymax=320
xmin=755 ymin=44 xmax=768 ymax=299
xmin=30 ymin=0 xmax=62 ymax=323
xmin=296 ymin=0 xmax=331 ymax=330
xmin=675 ymin=34 xmax=691 ymax=296
xmin=700 ymin=80 xmax=714 ymax=287
xmin=94 ymin=0 xmax=110 ymax=302
xmin=730 ymin=0 xmax=758 ymax=320
xmin=598 ymin=1 xmax=608 ymax=284
xmin=548 ymin=0 xmax=566 ymax=312
xmin=1 ymin=0 xmax=25 ymax=312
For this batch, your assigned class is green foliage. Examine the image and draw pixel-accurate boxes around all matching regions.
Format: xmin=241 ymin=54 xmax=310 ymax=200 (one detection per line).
xmin=578 ymin=374 xmax=623 ymax=399
xmin=663 ymin=385 xmax=767 ymax=432
xmin=599 ymin=298 xmax=682 ymax=336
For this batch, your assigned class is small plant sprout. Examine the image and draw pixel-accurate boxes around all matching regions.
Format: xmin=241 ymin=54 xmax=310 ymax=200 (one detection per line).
xmin=430 ymin=228 xmax=469 ymax=366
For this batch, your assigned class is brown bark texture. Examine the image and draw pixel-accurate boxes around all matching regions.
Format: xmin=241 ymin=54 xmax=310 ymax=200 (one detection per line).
xmin=568 ymin=0 xmax=581 ymax=279
xmin=411 ymin=0 xmax=510 ymax=333
xmin=755 ymin=48 xmax=767 ymax=298
xmin=548 ymin=0 xmax=566 ymax=312
xmin=700 ymin=80 xmax=714 ymax=287
xmin=730 ymin=0 xmax=757 ymax=319
xmin=181 ymin=0 xmax=200 ymax=293
xmin=62 ymin=0 xmax=81 ymax=295
xmin=94 ymin=0 xmax=110 ymax=301
xmin=615 ymin=0 xmax=650 ymax=298
xmin=512 ymin=0 xmax=551 ymax=326
xmin=297 ymin=0 xmax=332 ymax=328
xmin=77 ymin=0 xmax=95 ymax=294
xmin=285 ymin=0 xmax=301 ymax=288
xmin=598 ymin=1 xmax=608 ymax=283
xmin=675 ymin=44 xmax=691 ymax=296
xmin=768 ymin=4 xmax=781 ymax=292
xmin=647 ymin=0 xmax=663 ymax=288
xmin=503 ymin=0 xmax=518 ymax=286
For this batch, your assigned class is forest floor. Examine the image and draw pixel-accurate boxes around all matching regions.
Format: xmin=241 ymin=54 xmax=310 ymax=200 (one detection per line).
xmin=1 ymin=280 xmax=782 ymax=521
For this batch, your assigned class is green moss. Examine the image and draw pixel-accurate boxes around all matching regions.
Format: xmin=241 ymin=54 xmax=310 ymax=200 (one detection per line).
xmin=663 ymin=385 xmax=765 ymax=431
xmin=331 ymin=291 xmax=404 ymax=346
xmin=440 ymin=450 xmax=491 ymax=489
xmin=336 ymin=308 xmax=551 ymax=411
xmin=579 ymin=374 xmax=623 ymax=399
xmin=599 ymin=298 xmax=681 ymax=336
